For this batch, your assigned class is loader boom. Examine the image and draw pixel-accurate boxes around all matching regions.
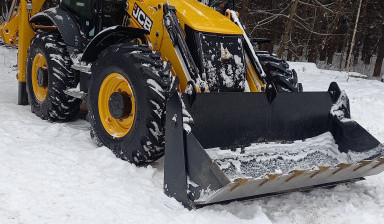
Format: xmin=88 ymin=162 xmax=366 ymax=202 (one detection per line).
xmin=125 ymin=0 xmax=265 ymax=92
xmin=0 ymin=0 xmax=46 ymax=104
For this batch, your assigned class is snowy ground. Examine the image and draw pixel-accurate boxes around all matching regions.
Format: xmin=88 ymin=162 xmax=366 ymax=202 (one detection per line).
xmin=0 ymin=46 xmax=383 ymax=224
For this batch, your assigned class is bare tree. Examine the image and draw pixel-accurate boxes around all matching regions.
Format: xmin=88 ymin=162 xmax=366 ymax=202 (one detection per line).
xmin=277 ymin=0 xmax=299 ymax=58
xmin=373 ymin=23 xmax=384 ymax=78
xmin=346 ymin=0 xmax=363 ymax=72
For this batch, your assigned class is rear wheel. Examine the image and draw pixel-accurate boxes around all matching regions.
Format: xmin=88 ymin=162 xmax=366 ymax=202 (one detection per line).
xmin=256 ymin=52 xmax=302 ymax=92
xmin=88 ymin=43 xmax=171 ymax=164
xmin=26 ymin=32 xmax=82 ymax=121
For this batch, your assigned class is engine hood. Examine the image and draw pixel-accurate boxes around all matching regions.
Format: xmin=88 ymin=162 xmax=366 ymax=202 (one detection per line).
xmin=168 ymin=0 xmax=243 ymax=35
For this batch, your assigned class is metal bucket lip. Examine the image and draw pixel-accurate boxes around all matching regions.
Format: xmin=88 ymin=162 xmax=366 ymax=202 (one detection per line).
xmin=194 ymin=156 xmax=384 ymax=205
xmin=204 ymin=131 xmax=384 ymax=180
xmin=195 ymin=141 xmax=384 ymax=204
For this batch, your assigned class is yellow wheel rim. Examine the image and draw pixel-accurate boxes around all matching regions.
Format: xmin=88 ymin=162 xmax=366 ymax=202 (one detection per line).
xmin=31 ymin=53 xmax=48 ymax=102
xmin=98 ymin=73 xmax=136 ymax=138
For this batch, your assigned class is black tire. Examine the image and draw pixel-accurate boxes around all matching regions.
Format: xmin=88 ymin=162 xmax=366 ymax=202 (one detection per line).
xmin=256 ymin=52 xmax=302 ymax=92
xmin=88 ymin=43 xmax=171 ymax=164
xmin=26 ymin=32 xmax=82 ymax=121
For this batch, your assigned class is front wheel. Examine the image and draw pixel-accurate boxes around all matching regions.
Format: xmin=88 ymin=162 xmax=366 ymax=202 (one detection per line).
xmin=88 ymin=44 xmax=171 ymax=164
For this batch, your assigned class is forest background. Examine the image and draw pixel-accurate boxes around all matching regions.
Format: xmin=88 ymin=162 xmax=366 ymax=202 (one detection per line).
xmin=213 ymin=0 xmax=384 ymax=80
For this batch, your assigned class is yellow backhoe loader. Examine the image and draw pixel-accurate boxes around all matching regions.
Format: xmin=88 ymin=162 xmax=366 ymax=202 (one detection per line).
xmin=1 ymin=0 xmax=383 ymax=209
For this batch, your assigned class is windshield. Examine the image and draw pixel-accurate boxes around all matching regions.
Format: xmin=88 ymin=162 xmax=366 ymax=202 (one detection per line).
xmin=198 ymin=0 xmax=234 ymax=12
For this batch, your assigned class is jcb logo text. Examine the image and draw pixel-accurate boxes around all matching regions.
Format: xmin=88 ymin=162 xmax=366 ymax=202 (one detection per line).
xmin=132 ymin=3 xmax=153 ymax=32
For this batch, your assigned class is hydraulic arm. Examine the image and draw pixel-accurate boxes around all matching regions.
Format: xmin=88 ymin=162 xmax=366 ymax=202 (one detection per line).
xmin=1 ymin=0 xmax=46 ymax=104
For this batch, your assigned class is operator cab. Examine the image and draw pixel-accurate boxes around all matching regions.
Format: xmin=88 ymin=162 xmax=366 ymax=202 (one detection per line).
xmin=60 ymin=0 xmax=126 ymax=38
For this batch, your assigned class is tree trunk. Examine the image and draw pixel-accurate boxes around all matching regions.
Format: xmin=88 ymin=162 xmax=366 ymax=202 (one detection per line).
xmin=263 ymin=0 xmax=279 ymax=54
xmin=239 ymin=0 xmax=251 ymax=26
xmin=359 ymin=0 xmax=370 ymax=63
xmin=308 ymin=35 xmax=318 ymax=63
xmin=340 ymin=34 xmax=349 ymax=70
xmin=346 ymin=0 xmax=363 ymax=72
xmin=373 ymin=54 xmax=383 ymax=78
xmin=373 ymin=25 xmax=384 ymax=78
xmin=287 ymin=47 xmax=293 ymax=61
xmin=277 ymin=0 xmax=299 ymax=58
xmin=326 ymin=42 xmax=336 ymax=65
xmin=319 ymin=48 xmax=327 ymax=62
xmin=305 ymin=8 xmax=317 ymax=60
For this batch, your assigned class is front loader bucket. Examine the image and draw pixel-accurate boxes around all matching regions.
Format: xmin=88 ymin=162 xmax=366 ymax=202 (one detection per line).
xmin=163 ymin=82 xmax=384 ymax=209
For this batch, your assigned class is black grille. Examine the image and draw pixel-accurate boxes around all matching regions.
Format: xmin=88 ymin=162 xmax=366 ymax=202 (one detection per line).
xmin=185 ymin=27 xmax=246 ymax=92
xmin=199 ymin=33 xmax=246 ymax=92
